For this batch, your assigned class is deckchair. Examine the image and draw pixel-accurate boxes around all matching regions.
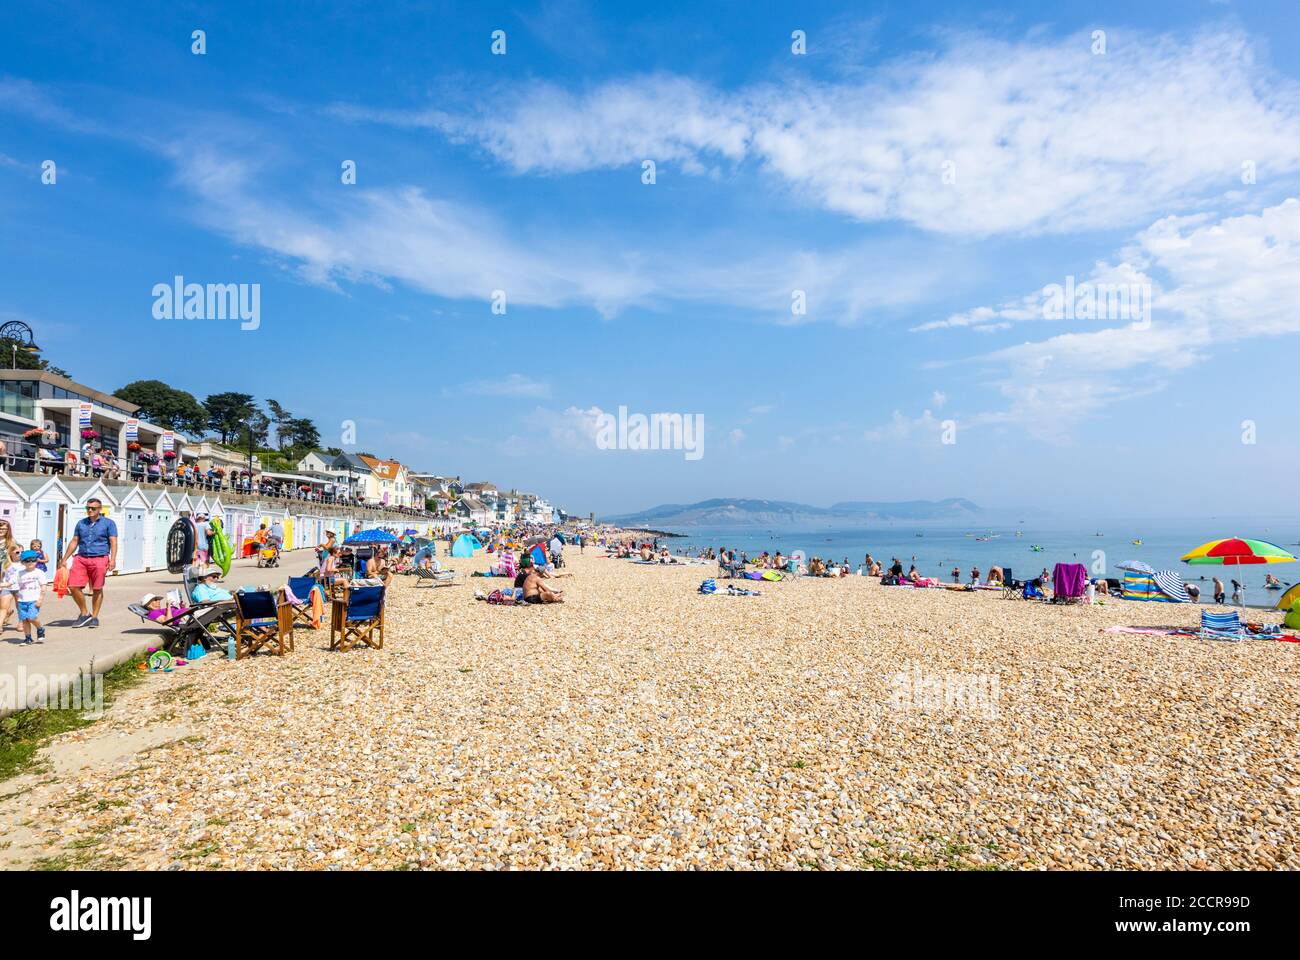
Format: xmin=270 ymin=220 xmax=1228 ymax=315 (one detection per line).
xmin=413 ymin=566 xmax=457 ymax=587
xmin=233 ymin=590 xmax=295 ymax=659
xmin=1199 ymin=609 xmax=1248 ymax=642
xmin=285 ymin=575 xmax=323 ymax=628
xmin=127 ymin=603 xmax=236 ymax=655
xmin=330 ymin=585 xmax=385 ymax=652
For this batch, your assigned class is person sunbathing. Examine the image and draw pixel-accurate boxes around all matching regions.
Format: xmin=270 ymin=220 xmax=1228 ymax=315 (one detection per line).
xmin=140 ymin=593 xmax=189 ymax=621
xmin=908 ymin=565 xmax=920 ymax=582
xmin=515 ymin=559 xmax=563 ymax=603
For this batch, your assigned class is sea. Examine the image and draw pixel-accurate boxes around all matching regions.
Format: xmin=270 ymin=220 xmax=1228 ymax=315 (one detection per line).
xmin=654 ymin=517 xmax=1300 ymax=609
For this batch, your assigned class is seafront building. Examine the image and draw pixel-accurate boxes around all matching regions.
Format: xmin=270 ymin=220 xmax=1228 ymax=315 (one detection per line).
xmin=0 ymin=371 xmax=567 ymax=575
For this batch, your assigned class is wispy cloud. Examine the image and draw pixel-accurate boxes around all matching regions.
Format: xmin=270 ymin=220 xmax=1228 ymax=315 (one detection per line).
xmin=444 ymin=373 xmax=551 ymax=399
xmin=340 ymin=29 xmax=1300 ymax=235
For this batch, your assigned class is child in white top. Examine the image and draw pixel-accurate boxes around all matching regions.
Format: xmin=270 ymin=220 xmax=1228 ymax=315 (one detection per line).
xmin=15 ymin=550 xmax=46 ymax=643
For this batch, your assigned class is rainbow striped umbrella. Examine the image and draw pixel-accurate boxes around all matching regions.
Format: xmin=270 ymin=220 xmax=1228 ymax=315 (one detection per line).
xmin=1181 ymin=537 xmax=1297 ymax=566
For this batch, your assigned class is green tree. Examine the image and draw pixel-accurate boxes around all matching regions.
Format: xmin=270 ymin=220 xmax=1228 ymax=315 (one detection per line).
xmin=114 ymin=380 xmax=207 ymax=433
xmin=203 ymin=392 xmax=256 ymax=445
xmin=266 ymin=398 xmax=292 ymax=451
xmin=0 ymin=337 xmax=71 ymax=378
xmin=286 ymin=417 xmax=320 ymax=451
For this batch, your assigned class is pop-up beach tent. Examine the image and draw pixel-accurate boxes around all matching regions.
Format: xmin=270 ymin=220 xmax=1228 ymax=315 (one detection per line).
xmin=528 ymin=542 xmax=548 ymax=567
xmin=451 ymin=533 xmax=482 ymax=558
xmin=1122 ymin=569 xmax=1190 ymax=602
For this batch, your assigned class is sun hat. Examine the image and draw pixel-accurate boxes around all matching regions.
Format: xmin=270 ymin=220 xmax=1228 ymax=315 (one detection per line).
xmin=139 ymin=593 xmax=161 ymax=605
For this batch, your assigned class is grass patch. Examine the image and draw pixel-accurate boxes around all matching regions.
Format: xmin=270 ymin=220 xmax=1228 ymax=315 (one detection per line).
xmin=862 ymin=837 xmax=1003 ymax=871
xmin=0 ymin=656 xmax=147 ymax=783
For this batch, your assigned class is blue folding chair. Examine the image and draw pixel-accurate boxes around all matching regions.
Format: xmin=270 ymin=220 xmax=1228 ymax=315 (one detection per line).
xmin=286 ymin=575 xmax=320 ymax=629
xmin=330 ymin=585 xmax=386 ymax=652
xmin=1200 ymin=609 xmax=1247 ymax=642
xmin=233 ymin=590 xmax=294 ymax=658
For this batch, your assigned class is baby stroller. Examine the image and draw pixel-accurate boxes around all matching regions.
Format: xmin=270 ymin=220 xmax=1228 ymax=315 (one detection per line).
xmin=256 ymin=542 xmax=281 ymax=568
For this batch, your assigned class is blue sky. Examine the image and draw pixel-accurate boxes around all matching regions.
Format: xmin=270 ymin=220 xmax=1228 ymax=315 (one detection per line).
xmin=3 ymin=0 xmax=1300 ymax=517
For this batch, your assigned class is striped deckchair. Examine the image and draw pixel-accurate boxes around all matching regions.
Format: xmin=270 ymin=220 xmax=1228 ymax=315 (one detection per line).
xmin=1200 ymin=609 xmax=1247 ymax=641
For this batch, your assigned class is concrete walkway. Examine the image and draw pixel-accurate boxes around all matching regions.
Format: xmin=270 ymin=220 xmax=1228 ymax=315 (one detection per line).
xmin=0 ymin=548 xmax=320 ymax=716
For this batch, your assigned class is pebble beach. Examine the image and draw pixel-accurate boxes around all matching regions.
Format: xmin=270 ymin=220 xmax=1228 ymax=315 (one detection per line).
xmin=5 ymin=551 xmax=1298 ymax=870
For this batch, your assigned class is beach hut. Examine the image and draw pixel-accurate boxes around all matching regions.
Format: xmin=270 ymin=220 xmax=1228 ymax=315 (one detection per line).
xmin=223 ymin=501 xmax=259 ymax=557
xmin=0 ymin=470 xmax=29 ymax=541
xmin=5 ymin=475 xmax=75 ymax=579
xmin=100 ymin=484 xmax=151 ymax=574
xmin=143 ymin=487 xmax=178 ymax=572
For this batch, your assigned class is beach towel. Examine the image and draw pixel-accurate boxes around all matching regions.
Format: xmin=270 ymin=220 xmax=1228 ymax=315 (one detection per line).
xmin=698 ymin=578 xmax=717 ymax=594
xmin=1053 ymin=563 xmax=1087 ymax=599
xmin=52 ymin=564 xmax=69 ymax=599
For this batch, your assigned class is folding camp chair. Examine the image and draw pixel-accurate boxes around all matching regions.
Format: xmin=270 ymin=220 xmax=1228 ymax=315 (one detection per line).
xmin=1199 ymin=609 xmax=1248 ymax=642
xmin=330 ymin=585 xmax=385 ymax=652
xmin=127 ymin=603 xmax=236 ymax=655
xmin=233 ymin=590 xmax=295 ymax=659
xmin=285 ymin=575 xmax=322 ymax=628
xmin=1000 ymin=567 xmax=1025 ymax=599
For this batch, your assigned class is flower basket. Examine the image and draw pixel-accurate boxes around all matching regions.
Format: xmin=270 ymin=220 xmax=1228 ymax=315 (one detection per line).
xmin=163 ymin=451 xmax=177 ymax=460
xmin=80 ymin=429 xmax=99 ymax=440
xmin=127 ymin=441 xmax=142 ymax=451
xmin=214 ymin=468 xmax=225 ymax=477
xmin=22 ymin=427 xmax=44 ymax=439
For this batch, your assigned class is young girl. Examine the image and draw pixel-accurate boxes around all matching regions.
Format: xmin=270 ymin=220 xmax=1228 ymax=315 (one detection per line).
xmin=30 ymin=539 xmax=48 ymax=573
xmin=0 ymin=543 xmax=23 ymax=631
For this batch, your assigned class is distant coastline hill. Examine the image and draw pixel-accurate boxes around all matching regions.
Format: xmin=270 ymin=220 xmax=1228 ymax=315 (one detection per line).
xmin=605 ymin=497 xmax=983 ymax=528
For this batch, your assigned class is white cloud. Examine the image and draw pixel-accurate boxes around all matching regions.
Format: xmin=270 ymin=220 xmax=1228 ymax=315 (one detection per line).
xmin=957 ymin=198 xmax=1300 ymax=435
xmin=349 ymin=29 xmax=1300 ymax=235
xmin=444 ymin=373 xmax=551 ymax=398
xmin=931 ymin=390 xmax=947 ymax=409
xmin=864 ymin=409 xmax=942 ymax=442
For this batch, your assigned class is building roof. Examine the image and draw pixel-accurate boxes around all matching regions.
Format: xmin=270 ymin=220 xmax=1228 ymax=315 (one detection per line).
xmin=332 ymin=452 xmax=373 ymax=473
xmin=358 ymin=454 xmax=404 ymax=480
xmin=0 ymin=370 xmax=140 ymax=414
xmin=457 ymin=496 xmax=488 ymax=511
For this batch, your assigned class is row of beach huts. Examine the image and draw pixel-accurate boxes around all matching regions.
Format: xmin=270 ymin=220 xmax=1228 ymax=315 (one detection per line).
xmin=0 ymin=471 xmax=445 ymax=582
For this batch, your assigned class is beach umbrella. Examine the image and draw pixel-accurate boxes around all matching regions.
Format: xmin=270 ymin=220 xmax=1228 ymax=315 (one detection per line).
xmin=1181 ymin=537 xmax=1297 ymax=608
xmin=1115 ymin=559 xmax=1155 ymax=574
xmin=344 ymin=528 xmax=399 ymax=546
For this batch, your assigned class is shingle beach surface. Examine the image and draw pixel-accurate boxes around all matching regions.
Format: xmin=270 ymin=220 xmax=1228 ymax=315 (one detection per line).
xmin=8 ymin=552 xmax=1297 ymax=870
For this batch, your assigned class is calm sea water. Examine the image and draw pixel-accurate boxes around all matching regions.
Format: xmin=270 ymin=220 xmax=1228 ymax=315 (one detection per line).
xmin=658 ymin=519 xmax=1300 ymax=608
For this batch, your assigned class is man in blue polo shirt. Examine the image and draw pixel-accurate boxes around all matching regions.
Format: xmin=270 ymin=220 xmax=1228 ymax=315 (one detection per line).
xmin=58 ymin=497 xmax=118 ymax=628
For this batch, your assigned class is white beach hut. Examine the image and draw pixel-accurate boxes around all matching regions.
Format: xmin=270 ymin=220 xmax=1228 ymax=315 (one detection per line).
xmin=103 ymin=484 xmax=151 ymax=574
xmin=5 ymin=475 xmax=76 ymax=580
xmin=143 ymin=487 xmax=178 ymax=572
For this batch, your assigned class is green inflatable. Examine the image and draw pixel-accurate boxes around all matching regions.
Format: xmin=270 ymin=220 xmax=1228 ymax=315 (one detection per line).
xmin=209 ymin=517 xmax=232 ymax=576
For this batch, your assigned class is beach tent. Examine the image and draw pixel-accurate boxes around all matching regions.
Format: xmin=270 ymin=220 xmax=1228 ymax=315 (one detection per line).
xmin=1122 ymin=570 xmax=1189 ymax=602
xmin=528 ymin=543 xmax=548 ymax=567
xmin=451 ymin=533 xmax=482 ymax=558
xmin=1275 ymin=582 xmax=1300 ymax=612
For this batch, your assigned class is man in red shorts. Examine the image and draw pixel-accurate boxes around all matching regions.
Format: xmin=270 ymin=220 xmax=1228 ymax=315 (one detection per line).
xmin=59 ymin=497 xmax=118 ymax=628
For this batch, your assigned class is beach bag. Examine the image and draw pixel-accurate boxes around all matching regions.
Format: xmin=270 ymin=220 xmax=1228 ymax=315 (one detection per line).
xmin=698 ymin=578 xmax=717 ymax=594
